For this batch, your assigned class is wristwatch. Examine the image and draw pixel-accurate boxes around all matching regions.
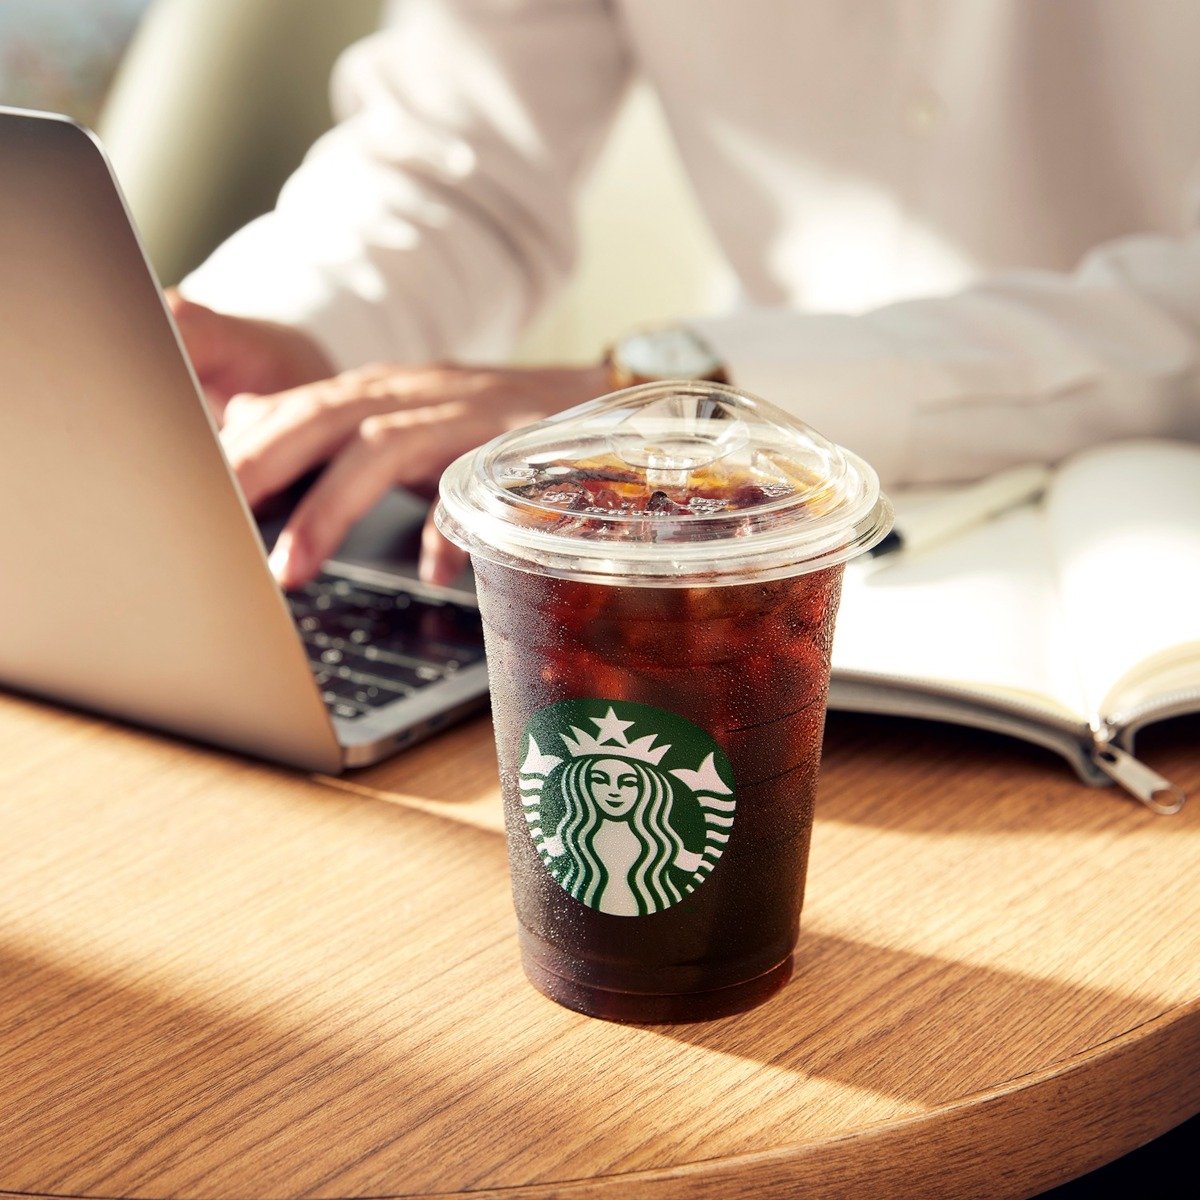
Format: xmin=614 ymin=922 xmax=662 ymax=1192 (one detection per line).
xmin=604 ymin=324 xmax=729 ymax=390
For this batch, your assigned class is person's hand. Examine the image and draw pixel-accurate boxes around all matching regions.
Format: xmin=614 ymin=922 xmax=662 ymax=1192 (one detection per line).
xmin=219 ymin=362 xmax=609 ymax=588
xmin=166 ymin=290 xmax=335 ymax=419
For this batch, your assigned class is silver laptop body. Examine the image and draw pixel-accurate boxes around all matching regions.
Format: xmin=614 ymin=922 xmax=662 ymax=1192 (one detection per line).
xmin=0 ymin=108 xmax=489 ymax=773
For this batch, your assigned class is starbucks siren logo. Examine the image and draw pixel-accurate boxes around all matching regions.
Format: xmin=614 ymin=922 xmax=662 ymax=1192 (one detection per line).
xmin=518 ymin=699 xmax=736 ymax=916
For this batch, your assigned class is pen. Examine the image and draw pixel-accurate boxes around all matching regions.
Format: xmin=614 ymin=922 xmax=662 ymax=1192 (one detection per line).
xmin=868 ymin=463 xmax=1052 ymax=558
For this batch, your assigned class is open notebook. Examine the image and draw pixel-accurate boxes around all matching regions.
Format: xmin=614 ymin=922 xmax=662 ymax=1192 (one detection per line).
xmin=830 ymin=439 xmax=1200 ymax=813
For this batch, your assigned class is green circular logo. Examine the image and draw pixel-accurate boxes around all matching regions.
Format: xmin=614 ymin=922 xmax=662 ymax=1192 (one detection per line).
xmin=518 ymin=699 xmax=736 ymax=916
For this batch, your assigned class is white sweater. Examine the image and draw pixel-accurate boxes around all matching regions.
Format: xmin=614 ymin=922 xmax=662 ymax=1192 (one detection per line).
xmin=182 ymin=0 xmax=1200 ymax=484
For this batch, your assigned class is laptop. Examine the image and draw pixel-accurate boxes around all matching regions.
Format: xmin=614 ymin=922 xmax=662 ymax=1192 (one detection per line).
xmin=0 ymin=107 xmax=489 ymax=773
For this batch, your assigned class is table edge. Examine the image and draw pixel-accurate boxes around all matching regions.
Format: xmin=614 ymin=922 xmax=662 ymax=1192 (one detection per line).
xmin=2 ymin=997 xmax=1195 ymax=1200
xmin=457 ymin=994 xmax=1200 ymax=1200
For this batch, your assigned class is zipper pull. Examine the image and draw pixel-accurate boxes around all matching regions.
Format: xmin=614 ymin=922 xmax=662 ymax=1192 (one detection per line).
xmin=1091 ymin=743 xmax=1187 ymax=815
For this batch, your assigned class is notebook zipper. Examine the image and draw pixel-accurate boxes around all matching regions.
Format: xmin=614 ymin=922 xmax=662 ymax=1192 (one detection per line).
xmin=1105 ymin=685 xmax=1200 ymax=732
xmin=1089 ymin=726 xmax=1187 ymax=815
xmin=830 ymin=668 xmax=1191 ymax=812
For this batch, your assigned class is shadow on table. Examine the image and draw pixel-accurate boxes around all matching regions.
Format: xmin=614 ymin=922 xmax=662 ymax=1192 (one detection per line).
xmin=310 ymin=714 xmax=508 ymax=834
xmin=0 ymin=924 xmax=1167 ymax=1129
xmin=332 ymin=714 xmax=501 ymax=807
xmin=0 ymin=932 xmax=1186 ymax=1200
xmin=653 ymin=931 xmax=1170 ymax=1104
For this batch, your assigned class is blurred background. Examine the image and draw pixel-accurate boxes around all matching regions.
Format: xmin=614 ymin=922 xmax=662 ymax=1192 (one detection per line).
xmin=0 ymin=0 xmax=731 ymax=363
xmin=0 ymin=0 xmax=147 ymax=124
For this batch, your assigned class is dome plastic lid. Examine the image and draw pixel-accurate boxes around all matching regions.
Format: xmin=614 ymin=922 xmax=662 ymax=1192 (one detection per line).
xmin=436 ymin=381 xmax=892 ymax=587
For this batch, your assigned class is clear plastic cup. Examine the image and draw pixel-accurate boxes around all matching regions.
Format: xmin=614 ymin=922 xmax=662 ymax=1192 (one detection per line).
xmin=437 ymin=382 xmax=891 ymax=1022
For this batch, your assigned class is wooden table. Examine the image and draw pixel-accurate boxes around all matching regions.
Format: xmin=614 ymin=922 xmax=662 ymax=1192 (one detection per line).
xmin=1 ymin=692 xmax=1197 ymax=1200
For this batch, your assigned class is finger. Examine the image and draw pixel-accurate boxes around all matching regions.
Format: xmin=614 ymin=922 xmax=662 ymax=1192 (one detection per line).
xmin=267 ymin=418 xmax=414 ymax=588
xmin=169 ymin=295 xmax=233 ymax=419
xmin=169 ymin=294 xmax=265 ymax=417
xmin=199 ymin=383 xmax=233 ymax=425
xmin=418 ymin=514 xmax=470 ymax=586
xmin=168 ymin=294 xmax=227 ymax=379
xmin=221 ymin=391 xmax=269 ymax=435
xmin=223 ymin=383 xmax=377 ymax=509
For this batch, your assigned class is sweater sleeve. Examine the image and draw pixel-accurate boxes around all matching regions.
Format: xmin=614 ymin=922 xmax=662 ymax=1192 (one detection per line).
xmin=181 ymin=0 xmax=631 ymax=369
xmin=691 ymin=234 xmax=1200 ymax=486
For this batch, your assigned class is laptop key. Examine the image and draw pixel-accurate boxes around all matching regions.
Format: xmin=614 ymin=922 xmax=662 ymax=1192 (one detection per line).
xmin=354 ymin=684 xmax=406 ymax=709
xmin=290 ymin=574 xmax=483 ymax=698
xmin=332 ymin=663 xmax=413 ymax=699
xmin=316 ymin=614 xmax=388 ymax=646
xmin=370 ymin=630 xmax=474 ymax=667
xmin=359 ymin=643 xmax=440 ymax=674
xmin=321 ymin=672 xmax=407 ymax=707
xmin=320 ymin=675 xmax=364 ymax=702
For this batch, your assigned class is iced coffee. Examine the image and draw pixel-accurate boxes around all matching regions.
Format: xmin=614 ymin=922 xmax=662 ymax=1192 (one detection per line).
xmin=437 ymin=382 xmax=891 ymax=1022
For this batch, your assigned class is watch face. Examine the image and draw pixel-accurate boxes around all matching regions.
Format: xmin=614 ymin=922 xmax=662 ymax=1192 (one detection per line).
xmin=617 ymin=326 xmax=723 ymax=381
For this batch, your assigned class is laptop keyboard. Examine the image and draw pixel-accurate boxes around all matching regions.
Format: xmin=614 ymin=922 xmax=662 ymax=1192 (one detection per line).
xmin=287 ymin=573 xmax=486 ymax=721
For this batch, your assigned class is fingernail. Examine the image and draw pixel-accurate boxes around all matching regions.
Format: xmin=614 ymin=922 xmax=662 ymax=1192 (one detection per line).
xmin=268 ymin=535 xmax=293 ymax=586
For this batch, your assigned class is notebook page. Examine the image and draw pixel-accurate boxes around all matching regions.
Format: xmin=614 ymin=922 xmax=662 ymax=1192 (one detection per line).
xmin=1046 ymin=439 xmax=1200 ymax=722
xmin=833 ymin=493 xmax=1084 ymax=721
